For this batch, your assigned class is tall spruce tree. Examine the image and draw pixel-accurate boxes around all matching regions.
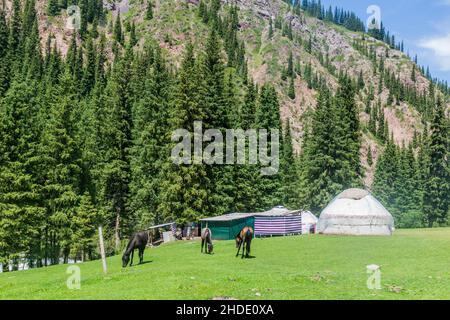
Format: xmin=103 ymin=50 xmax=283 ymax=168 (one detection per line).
xmin=422 ymin=98 xmax=449 ymax=226
xmin=145 ymin=1 xmax=153 ymax=20
xmin=255 ymin=84 xmax=282 ymax=209
xmin=299 ymin=89 xmax=341 ymax=212
xmin=373 ymin=137 xmax=400 ymax=220
xmin=129 ymin=47 xmax=171 ymax=228
xmin=0 ymin=9 xmax=9 ymax=96
xmin=37 ymin=67 xmax=82 ymax=263
xmin=96 ymin=48 xmax=134 ymax=250
xmin=0 ymin=80 xmax=45 ymax=268
xmin=47 ymin=0 xmax=60 ymax=16
xmin=281 ymin=120 xmax=298 ymax=208
xmin=158 ymin=43 xmax=210 ymax=224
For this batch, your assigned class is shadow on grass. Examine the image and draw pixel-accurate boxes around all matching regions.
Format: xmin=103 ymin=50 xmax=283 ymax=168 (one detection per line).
xmin=130 ymin=260 xmax=153 ymax=267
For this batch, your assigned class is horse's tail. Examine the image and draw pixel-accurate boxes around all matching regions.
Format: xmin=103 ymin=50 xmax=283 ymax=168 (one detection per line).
xmin=246 ymin=228 xmax=250 ymax=237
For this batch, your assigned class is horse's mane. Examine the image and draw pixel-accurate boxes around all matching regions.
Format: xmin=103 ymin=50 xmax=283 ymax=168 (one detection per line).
xmin=124 ymin=234 xmax=136 ymax=254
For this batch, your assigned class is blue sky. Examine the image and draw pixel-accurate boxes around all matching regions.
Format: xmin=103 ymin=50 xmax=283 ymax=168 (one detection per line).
xmin=318 ymin=0 xmax=450 ymax=83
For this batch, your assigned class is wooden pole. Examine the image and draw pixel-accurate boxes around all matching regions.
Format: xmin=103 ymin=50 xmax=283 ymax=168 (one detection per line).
xmin=98 ymin=226 xmax=107 ymax=274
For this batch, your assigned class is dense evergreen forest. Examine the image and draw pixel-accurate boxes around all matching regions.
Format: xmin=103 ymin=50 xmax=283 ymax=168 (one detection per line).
xmin=0 ymin=0 xmax=448 ymax=270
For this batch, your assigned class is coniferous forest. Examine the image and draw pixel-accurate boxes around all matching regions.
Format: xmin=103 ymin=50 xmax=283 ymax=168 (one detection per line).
xmin=0 ymin=0 xmax=448 ymax=270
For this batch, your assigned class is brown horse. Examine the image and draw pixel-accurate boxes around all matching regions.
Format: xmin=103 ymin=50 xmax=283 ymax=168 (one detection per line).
xmin=201 ymin=228 xmax=213 ymax=254
xmin=235 ymin=226 xmax=253 ymax=258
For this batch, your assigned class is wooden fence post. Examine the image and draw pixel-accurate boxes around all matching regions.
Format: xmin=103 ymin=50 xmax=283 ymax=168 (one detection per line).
xmin=98 ymin=226 xmax=107 ymax=274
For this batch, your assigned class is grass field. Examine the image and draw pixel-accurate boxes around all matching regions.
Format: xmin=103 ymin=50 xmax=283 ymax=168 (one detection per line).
xmin=1 ymin=228 xmax=449 ymax=300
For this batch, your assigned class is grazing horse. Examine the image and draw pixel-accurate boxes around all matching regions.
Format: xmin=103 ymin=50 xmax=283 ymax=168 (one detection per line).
xmin=235 ymin=226 xmax=253 ymax=258
xmin=201 ymin=228 xmax=213 ymax=254
xmin=122 ymin=231 xmax=149 ymax=267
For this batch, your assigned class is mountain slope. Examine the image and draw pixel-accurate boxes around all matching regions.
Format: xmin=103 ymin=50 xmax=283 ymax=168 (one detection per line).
xmin=2 ymin=0 xmax=448 ymax=188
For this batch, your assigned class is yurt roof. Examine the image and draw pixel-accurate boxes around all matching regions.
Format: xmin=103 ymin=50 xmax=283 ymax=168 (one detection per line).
xmin=337 ymin=188 xmax=370 ymax=200
xmin=321 ymin=188 xmax=393 ymax=219
xmin=253 ymin=206 xmax=295 ymax=217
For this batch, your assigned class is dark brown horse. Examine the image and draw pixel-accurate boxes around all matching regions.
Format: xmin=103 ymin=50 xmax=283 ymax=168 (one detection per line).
xmin=235 ymin=226 xmax=253 ymax=258
xmin=201 ymin=228 xmax=213 ymax=254
xmin=122 ymin=231 xmax=149 ymax=267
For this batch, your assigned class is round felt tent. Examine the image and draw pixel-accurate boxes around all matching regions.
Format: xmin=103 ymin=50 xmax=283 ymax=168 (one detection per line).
xmin=317 ymin=188 xmax=394 ymax=236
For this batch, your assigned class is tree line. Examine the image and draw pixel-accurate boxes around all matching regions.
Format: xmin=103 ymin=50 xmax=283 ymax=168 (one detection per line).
xmin=0 ymin=0 xmax=448 ymax=271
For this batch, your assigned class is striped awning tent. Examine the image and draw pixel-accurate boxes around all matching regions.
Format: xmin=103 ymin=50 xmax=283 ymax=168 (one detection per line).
xmin=253 ymin=207 xmax=302 ymax=237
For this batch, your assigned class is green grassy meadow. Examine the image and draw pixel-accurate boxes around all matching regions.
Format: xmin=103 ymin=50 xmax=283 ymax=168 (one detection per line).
xmin=1 ymin=228 xmax=449 ymax=300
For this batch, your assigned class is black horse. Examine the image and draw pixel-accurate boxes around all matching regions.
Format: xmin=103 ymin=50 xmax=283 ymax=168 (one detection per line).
xmin=201 ymin=228 xmax=213 ymax=254
xmin=122 ymin=231 xmax=149 ymax=267
xmin=235 ymin=226 xmax=253 ymax=258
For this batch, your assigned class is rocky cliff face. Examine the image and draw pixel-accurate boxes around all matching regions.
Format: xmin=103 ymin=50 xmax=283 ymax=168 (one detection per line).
xmin=2 ymin=0 xmax=448 ymax=186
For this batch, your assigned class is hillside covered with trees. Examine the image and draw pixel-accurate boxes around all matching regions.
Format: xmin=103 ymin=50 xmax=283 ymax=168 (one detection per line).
xmin=0 ymin=0 xmax=448 ymax=270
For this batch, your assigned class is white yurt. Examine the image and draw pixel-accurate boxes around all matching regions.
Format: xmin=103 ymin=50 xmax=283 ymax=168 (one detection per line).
xmin=317 ymin=188 xmax=394 ymax=236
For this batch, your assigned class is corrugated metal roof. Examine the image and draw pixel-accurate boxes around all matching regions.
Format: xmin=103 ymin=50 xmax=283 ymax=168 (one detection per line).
xmin=200 ymin=213 xmax=254 ymax=222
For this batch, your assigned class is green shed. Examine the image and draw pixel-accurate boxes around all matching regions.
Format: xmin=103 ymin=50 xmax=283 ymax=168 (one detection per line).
xmin=200 ymin=213 xmax=255 ymax=240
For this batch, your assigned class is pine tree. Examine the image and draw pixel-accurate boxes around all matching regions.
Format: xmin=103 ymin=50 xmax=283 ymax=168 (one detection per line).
xmin=281 ymin=120 xmax=298 ymax=208
xmin=396 ymin=144 xmax=423 ymax=227
xmin=255 ymin=84 xmax=282 ymax=209
xmin=422 ymin=98 xmax=449 ymax=227
xmin=47 ymin=0 xmax=60 ymax=16
xmin=358 ymin=70 xmax=364 ymax=90
xmin=198 ymin=0 xmax=209 ymax=23
xmin=70 ymin=193 xmax=99 ymax=261
xmin=288 ymin=76 xmax=296 ymax=100
xmin=145 ymin=1 xmax=153 ymax=20
xmin=334 ymin=76 xmax=361 ymax=185
xmin=82 ymin=36 xmax=96 ymax=95
xmin=268 ymin=18 xmax=274 ymax=39
xmin=0 ymin=80 xmax=45 ymax=267
xmin=22 ymin=20 xmax=42 ymax=80
xmin=37 ymin=67 xmax=82 ymax=263
xmin=230 ymin=79 xmax=260 ymax=212
xmin=0 ymin=10 xmax=8 ymax=61
xmin=0 ymin=9 xmax=9 ymax=96
xmin=91 ymin=17 xmax=99 ymax=39
xmin=299 ymin=89 xmax=341 ymax=212
xmin=411 ymin=65 xmax=416 ymax=82
xmin=5 ymin=0 xmax=22 ymax=83
xmin=22 ymin=0 xmax=37 ymax=37
xmin=129 ymin=47 xmax=170 ymax=228
xmin=113 ymin=12 xmax=124 ymax=45
xmin=95 ymin=48 xmax=134 ymax=250
xmin=373 ymin=137 xmax=400 ymax=220
xmin=367 ymin=147 xmax=373 ymax=167
xmin=158 ymin=43 xmax=210 ymax=224
xmin=203 ymin=28 xmax=234 ymax=215
xmin=287 ymin=51 xmax=294 ymax=78
xmin=79 ymin=0 xmax=88 ymax=38
xmin=129 ymin=22 xmax=137 ymax=47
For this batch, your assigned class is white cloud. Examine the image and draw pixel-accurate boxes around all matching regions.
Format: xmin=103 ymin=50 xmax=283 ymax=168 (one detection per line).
xmin=418 ymin=34 xmax=450 ymax=71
